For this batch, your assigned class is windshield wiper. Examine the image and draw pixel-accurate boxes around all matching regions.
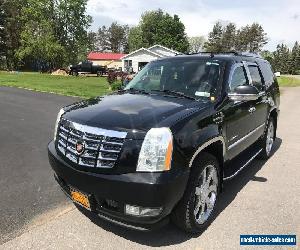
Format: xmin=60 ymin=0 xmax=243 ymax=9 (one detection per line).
xmin=151 ymin=89 xmax=196 ymax=100
xmin=120 ymin=88 xmax=150 ymax=95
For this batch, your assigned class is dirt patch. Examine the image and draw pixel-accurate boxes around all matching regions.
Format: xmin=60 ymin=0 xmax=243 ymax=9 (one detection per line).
xmin=51 ymin=69 xmax=69 ymax=76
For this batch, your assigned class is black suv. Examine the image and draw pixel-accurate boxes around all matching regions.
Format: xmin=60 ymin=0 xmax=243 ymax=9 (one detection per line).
xmin=48 ymin=52 xmax=280 ymax=233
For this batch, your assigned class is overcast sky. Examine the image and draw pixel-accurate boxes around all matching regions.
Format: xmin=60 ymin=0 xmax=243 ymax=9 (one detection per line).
xmin=87 ymin=0 xmax=300 ymax=51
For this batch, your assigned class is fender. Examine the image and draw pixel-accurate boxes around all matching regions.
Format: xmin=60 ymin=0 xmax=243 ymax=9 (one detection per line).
xmin=188 ymin=135 xmax=225 ymax=168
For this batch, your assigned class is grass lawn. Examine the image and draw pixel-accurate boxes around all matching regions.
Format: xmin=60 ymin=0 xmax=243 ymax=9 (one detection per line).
xmin=1 ymin=71 xmax=300 ymax=99
xmin=277 ymin=75 xmax=300 ymax=87
xmin=0 ymin=71 xmax=111 ymax=99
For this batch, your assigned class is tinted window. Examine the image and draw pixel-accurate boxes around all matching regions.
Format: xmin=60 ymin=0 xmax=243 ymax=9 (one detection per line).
xmin=229 ymin=66 xmax=248 ymax=92
xmin=125 ymin=59 xmax=224 ymax=100
xmin=258 ymin=62 xmax=274 ymax=88
xmin=248 ymin=65 xmax=263 ymax=91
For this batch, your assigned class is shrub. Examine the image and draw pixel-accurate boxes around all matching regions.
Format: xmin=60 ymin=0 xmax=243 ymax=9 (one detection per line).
xmin=111 ymin=82 xmax=122 ymax=91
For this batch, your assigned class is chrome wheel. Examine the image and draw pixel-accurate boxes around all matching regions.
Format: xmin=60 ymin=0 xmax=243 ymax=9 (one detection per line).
xmin=266 ymin=121 xmax=274 ymax=156
xmin=194 ymin=164 xmax=218 ymax=224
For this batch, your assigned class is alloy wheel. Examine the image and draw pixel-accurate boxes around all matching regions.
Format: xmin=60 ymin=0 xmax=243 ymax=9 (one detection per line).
xmin=194 ymin=164 xmax=218 ymax=224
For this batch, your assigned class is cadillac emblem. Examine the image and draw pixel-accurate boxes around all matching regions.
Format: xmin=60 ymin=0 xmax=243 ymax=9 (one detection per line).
xmin=75 ymin=141 xmax=85 ymax=155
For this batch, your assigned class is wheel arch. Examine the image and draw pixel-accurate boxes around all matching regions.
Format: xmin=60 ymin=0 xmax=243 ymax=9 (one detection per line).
xmin=188 ymin=136 xmax=225 ymax=191
xmin=188 ymin=136 xmax=225 ymax=168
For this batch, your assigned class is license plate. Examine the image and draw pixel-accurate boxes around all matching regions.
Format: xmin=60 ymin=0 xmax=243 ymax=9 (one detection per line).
xmin=70 ymin=188 xmax=91 ymax=210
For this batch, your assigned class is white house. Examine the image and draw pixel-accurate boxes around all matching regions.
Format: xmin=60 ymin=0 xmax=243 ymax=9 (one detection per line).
xmin=121 ymin=45 xmax=180 ymax=73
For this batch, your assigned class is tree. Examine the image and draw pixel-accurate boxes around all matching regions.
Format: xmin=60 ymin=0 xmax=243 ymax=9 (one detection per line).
xmin=107 ymin=22 xmax=129 ymax=53
xmin=16 ymin=0 xmax=65 ymax=70
xmin=221 ymin=23 xmax=236 ymax=51
xmin=1 ymin=0 xmax=26 ymax=69
xmin=128 ymin=26 xmax=143 ymax=52
xmin=272 ymin=43 xmax=290 ymax=73
xmin=205 ymin=21 xmax=268 ymax=53
xmin=204 ymin=22 xmax=224 ymax=52
xmin=289 ymin=41 xmax=300 ymax=74
xmin=54 ymin=0 xmax=92 ymax=64
xmin=128 ymin=9 xmax=189 ymax=53
xmin=0 ymin=1 xmax=5 ymax=57
xmin=188 ymin=36 xmax=206 ymax=53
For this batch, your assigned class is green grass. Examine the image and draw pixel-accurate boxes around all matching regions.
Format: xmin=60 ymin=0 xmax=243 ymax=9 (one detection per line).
xmin=0 ymin=71 xmax=111 ymax=99
xmin=1 ymin=71 xmax=299 ymax=99
xmin=277 ymin=75 xmax=300 ymax=87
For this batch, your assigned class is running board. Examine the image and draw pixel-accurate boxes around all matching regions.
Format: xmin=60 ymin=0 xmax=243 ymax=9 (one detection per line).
xmin=223 ymin=145 xmax=262 ymax=181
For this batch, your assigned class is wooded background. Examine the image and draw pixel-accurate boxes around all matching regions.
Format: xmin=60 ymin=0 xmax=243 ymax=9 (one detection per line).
xmin=0 ymin=0 xmax=299 ymax=74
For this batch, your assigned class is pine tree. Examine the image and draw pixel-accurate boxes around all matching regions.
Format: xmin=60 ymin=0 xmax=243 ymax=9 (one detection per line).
xmin=204 ymin=22 xmax=223 ymax=52
xmin=221 ymin=23 xmax=236 ymax=51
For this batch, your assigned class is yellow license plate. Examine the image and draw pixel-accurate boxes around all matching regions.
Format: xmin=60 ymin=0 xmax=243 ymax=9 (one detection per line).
xmin=70 ymin=188 xmax=91 ymax=210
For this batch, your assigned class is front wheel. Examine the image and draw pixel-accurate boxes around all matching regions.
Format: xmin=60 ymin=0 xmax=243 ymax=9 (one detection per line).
xmin=171 ymin=152 xmax=220 ymax=233
xmin=258 ymin=117 xmax=275 ymax=159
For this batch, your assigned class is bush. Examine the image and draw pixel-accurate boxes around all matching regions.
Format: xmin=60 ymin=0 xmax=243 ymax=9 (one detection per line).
xmin=107 ymin=71 xmax=117 ymax=85
xmin=111 ymin=82 xmax=122 ymax=91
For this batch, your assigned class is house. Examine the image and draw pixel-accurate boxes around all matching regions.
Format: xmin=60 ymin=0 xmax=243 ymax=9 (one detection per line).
xmin=87 ymin=52 xmax=127 ymax=69
xmin=121 ymin=45 xmax=180 ymax=73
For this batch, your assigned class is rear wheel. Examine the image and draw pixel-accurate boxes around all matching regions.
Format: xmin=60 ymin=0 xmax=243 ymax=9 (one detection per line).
xmin=171 ymin=152 xmax=220 ymax=233
xmin=97 ymin=71 xmax=102 ymax=77
xmin=72 ymin=70 xmax=78 ymax=76
xmin=259 ymin=117 xmax=275 ymax=159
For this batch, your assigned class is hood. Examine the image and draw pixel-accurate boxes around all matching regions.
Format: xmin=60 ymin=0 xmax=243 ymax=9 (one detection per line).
xmin=63 ymin=92 xmax=209 ymax=138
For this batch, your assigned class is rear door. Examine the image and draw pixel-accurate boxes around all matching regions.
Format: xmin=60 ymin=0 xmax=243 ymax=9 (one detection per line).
xmin=246 ymin=62 xmax=269 ymax=132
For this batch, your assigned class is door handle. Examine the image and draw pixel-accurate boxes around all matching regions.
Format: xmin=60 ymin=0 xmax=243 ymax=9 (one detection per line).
xmin=248 ymin=107 xmax=256 ymax=114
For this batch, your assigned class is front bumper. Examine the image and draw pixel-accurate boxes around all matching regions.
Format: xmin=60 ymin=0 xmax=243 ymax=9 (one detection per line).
xmin=48 ymin=141 xmax=189 ymax=229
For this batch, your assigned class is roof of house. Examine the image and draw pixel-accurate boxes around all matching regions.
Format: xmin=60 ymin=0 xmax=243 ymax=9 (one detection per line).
xmin=148 ymin=44 xmax=180 ymax=55
xmin=121 ymin=47 xmax=165 ymax=60
xmin=87 ymin=52 xmax=127 ymax=60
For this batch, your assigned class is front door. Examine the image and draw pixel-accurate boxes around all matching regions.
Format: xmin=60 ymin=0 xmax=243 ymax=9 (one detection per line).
xmin=222 ymin=63 xmax=257 ymax=159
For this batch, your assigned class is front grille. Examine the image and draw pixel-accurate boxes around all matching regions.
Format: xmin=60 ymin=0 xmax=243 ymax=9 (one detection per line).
xmin=56 ymin=119 xmax=127 ymax=169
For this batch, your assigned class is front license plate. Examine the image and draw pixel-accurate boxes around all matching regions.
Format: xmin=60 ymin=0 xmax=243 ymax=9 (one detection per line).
xmin=70 ymin=188 xmax=91 ymax=210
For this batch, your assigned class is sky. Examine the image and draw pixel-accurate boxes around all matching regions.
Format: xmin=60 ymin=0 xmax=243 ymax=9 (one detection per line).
xmin=87 ymin=0 xmax=300 ymax=51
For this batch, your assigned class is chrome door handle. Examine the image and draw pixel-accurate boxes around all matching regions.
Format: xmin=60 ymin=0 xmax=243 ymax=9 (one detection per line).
xmin=248 ymin=107 xmax=256 ymax=113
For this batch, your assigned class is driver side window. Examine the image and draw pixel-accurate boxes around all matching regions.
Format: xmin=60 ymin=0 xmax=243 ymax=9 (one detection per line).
xmin=229 ymin=66 xmax=248 ymax=93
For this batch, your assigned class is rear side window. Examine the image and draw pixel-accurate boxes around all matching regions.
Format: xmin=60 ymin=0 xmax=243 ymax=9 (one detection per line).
xmin=229 ymin=66 xmax=248 ymax=92
xmin=248 ymin=65 xmax=263 ymax=91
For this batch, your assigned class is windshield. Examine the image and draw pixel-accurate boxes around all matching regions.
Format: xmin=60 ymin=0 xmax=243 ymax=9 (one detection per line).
xmin=125 ymin=58 xmax=224 ymax=100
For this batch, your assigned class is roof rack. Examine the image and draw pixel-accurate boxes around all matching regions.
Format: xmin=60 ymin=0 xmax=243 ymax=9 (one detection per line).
xmin=183 ymin=51 xmax=262 ymax=59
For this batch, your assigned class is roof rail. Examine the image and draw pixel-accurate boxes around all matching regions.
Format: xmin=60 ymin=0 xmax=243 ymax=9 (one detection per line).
xmin=184 ymin=51 xmax=262 ymax=59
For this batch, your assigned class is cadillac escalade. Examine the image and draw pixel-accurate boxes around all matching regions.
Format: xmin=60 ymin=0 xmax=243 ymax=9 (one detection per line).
xmin=48 ymin=52 xmax=280 ymax=233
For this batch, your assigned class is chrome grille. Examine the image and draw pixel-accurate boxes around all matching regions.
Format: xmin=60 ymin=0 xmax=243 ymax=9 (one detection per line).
xmin=56 ymin=119 xmax=127 ymax=168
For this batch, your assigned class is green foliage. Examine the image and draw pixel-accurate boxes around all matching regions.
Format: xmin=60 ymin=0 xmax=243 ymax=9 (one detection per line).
xmin=204 ymin=22 xmax=268 ymax=53
xmin=128 ymin=9 xmax=189 ymax=53
xmin=89 ymin=23 xmax=129 ymax=53
xmin=264 ymin=41 xmax=300 ymax=74
xmin=1 ymin=0 xmax=91 ymax=70
xmin=128 ymin=26 xmax=143 ymax=52
xmin=108 ymin=22 xmax=129 ymax=53
xmin=111 ymin=81 xmax=122 ymax=91
xmin=1 ymin=0 xmax=26 ymax=69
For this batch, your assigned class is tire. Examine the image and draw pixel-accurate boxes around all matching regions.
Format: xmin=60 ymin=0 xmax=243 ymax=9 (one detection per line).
xmin=171 ymin=152 xmax=220 ymax=233
xmin=72 ymin=71 xmax=78 ymax=76
xmin=258 ymin=117 xmax=276 ymax=159
xmin=97 ymin=71 xmax=103 ymax=77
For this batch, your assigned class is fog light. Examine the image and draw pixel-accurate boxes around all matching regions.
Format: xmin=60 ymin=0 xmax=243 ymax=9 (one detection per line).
xmin=125 ymin=204 xmax=162 ymax=217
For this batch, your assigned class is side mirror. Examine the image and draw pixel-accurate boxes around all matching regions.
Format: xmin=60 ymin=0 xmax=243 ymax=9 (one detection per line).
xmin=228 ymin=85 xmax=259 ymax=101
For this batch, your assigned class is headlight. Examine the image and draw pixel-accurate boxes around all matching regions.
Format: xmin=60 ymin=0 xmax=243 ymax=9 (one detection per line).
xmin=54 ymin=108 xmax=65 ymax=141
xmin=137 ymin=127 xmax=173 ymax=172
